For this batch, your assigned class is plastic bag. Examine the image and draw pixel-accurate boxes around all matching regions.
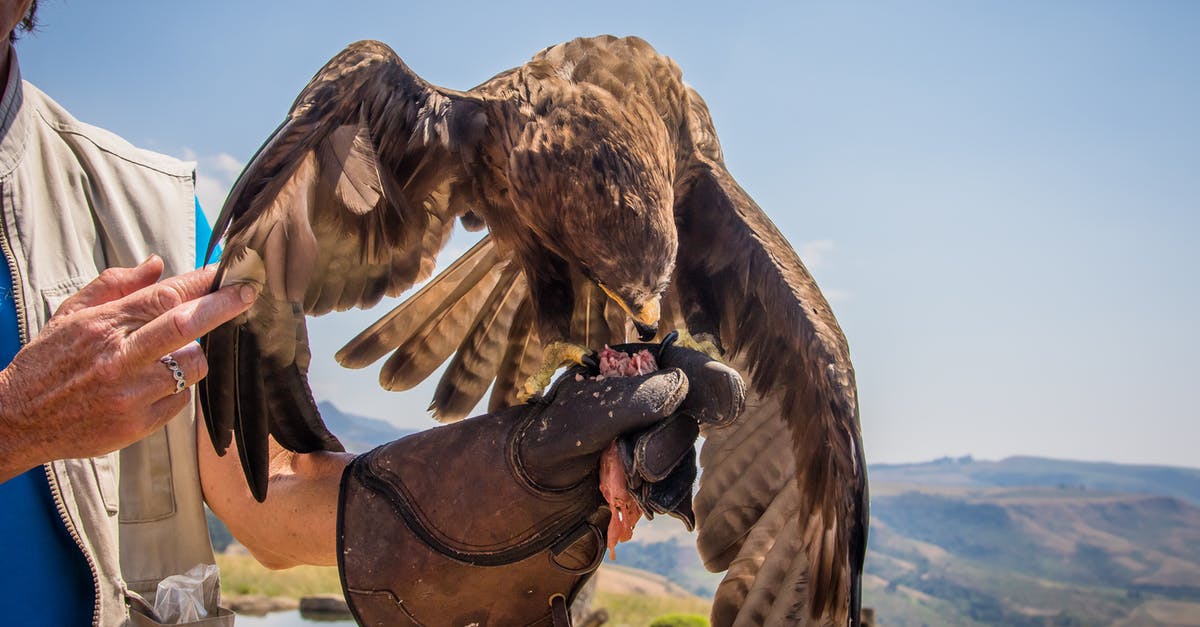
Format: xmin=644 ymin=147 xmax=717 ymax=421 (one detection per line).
xmin=153 ymin=563 xmax=220 ymax=624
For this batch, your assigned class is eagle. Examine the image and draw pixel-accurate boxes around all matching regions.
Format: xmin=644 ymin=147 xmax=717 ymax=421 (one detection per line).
xmin=199 ymin=35 xmax=867 ymax=626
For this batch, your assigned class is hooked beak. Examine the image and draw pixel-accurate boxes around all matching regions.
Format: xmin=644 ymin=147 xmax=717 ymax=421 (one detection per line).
xmin=599 ymin=284 xmax=660 ymax=341
xmin=633 ymin=319 xmax=658 ymax=342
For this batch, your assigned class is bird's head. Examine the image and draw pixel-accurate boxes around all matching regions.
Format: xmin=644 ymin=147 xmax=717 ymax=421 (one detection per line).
xmin=508 ymin=89 xmax=677 ymax=340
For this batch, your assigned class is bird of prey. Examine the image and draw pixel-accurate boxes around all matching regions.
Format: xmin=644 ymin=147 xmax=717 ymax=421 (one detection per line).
xmin=200 ymin=35 xmax=867 ymax=626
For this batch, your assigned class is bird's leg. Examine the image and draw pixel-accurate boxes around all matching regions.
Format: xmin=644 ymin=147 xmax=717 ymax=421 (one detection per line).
xmin=673 ymin=327 xmax=725 ymax=362
xmin=519 ymin=340 xmax=594 ymax=401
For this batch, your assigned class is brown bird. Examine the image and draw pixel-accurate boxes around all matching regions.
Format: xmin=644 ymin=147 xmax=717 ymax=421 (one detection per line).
xmin=200 ymin=35 xmax=867 ymax=626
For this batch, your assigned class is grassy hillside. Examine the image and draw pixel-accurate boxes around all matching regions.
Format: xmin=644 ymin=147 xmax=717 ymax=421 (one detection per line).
xmin=216 ymin=552 xmax=710 ymax=625
xmin=865 ymin=482 xmax=1200 ymax=625
xmin=215 ymin=554 xmax=341 ymax=599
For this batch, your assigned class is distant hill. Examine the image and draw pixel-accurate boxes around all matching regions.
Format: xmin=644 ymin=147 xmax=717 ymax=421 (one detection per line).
xmin=872 ymin=455 xmax=1200 ymax=506
xmin=605 ymin=457 xmax=1200 ymax=626
xmin=864 ymin=456 xmax=1200 ymax=626
xmin=317 ymin=400 xmax=415 ymax=453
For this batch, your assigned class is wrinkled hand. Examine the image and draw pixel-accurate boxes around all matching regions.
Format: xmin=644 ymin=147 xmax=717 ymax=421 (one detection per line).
xmin=0 ymin=256 xmax=255 ymax=480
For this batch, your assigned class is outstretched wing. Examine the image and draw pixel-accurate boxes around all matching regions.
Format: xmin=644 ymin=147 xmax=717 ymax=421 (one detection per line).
xmin=675 ymin=89 xmax=868 ymax=626
xmin=200 ymin=40 xmax=489 ymax=501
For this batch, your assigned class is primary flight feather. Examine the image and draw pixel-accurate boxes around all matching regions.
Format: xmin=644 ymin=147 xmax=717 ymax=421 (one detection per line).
xmin=200 ymin=35 xmax=867 ymax=626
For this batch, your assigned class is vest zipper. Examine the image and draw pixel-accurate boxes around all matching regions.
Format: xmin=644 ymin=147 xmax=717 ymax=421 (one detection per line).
xmin=43 ymin=465 xmax=103 ymax=626
xmin=0 ymin=183 xmax=28 ymax=348
xmin=0 ymin=185 xmax=104 ymax=626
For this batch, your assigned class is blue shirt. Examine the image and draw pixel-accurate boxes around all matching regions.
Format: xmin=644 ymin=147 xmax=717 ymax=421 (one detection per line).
xmin=0 ymin=199 xmax=216 ymax=625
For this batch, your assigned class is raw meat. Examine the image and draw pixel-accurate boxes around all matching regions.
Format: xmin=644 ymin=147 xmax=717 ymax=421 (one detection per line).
xmin=595 ymin=345 xmax=657 ymax=558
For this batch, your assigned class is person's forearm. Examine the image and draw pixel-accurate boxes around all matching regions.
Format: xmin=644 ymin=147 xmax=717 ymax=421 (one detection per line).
xmin=198 ymin=414 xmax=352 ymax=569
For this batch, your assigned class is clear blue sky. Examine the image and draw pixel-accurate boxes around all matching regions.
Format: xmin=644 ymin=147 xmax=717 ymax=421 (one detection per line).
xmin=18 ymin=1 xmax=1199 ymax=468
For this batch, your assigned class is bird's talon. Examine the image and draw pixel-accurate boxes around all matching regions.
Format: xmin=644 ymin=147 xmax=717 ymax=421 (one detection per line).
xmin=519 ymin=340 xmax=592 ymax=400
xmin=674 ymin=328 xmax=724 ymax=362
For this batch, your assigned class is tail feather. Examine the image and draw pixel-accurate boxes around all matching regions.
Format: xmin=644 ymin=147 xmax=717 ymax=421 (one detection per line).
xmin=429 ymin=268 xmax=527 ymax=421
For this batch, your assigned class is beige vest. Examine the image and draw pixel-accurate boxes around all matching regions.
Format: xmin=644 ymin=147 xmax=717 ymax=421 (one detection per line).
xmin=0 ymin=51 xmax=223 ymax=625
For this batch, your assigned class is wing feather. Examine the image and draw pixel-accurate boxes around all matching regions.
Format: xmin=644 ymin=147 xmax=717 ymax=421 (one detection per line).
xmin=696 ymin=394 xmax=796 ymax=571
xmin=715 ymin=478 xmax=802 ymax=627
xmin=376 ymin=260 xmax=502 ymax=391
xmin=488 ymin=299 xmax=542 ymax=413
xmin=336 ymin=237 xmax=497 ymax=368
xmin=201 ymin=40 xmax=490 ymax=500
xmin=676 ymin=88 xmax=867 ymax=626
xmin=429 ymin=268 xmax=527 ymax=421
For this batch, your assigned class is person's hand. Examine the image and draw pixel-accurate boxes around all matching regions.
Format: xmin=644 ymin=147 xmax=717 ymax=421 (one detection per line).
xmin=0 ymin=255 xmax=256 ymax=481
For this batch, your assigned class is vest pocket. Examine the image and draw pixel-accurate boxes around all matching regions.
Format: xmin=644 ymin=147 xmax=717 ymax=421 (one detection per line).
xmin=119 ymin=428 xmax=177 ymax=523
xmin=40 ymin=272 xmax=100 ymax=314
xmin=90 ymin=452 xmax=120 ymax=516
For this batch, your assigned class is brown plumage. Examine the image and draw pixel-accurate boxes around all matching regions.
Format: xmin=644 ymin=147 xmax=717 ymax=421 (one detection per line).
xmin=199 ymin=35 xmax=867 ymax=626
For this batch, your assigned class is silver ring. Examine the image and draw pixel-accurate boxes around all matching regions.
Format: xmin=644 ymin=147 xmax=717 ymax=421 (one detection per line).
xmin=160 ymin=354 xmax=186 ymax=394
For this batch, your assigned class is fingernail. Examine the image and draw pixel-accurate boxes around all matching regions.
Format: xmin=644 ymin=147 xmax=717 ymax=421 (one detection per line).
xmin=239 ymin=285 xmax=257 ymax=304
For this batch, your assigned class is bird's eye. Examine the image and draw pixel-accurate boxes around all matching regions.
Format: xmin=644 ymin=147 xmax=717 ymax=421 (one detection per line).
xmin=581 ymin=266 xmax=601 ymax=285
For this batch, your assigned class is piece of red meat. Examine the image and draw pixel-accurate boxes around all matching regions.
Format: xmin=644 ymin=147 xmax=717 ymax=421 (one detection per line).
xmin=595 ymin=345 xmax=657 ymax=559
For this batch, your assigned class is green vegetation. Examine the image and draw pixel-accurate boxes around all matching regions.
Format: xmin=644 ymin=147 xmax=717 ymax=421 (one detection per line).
xmin=596 ymin=591 xmax=710 ymax=627
xmin=215 ymin=550 xmax=713 ymax=626
xmin=215 ymin=553 xmax=341 ymax=598
xmin=649 ymin=612 xmax=709 ymax=627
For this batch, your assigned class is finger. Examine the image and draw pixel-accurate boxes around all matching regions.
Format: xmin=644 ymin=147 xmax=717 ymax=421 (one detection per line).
xmin=543 ymin=368 xmax=689 ymax=457
xmin=55 ymin=256 xmax=165 ymax=317
xmin=124 ymin=284 xmax=256 ymax=363
xmin=661 ymin=346 xmax=746 ymax=426
xmin=109 ymin=265 xmax=221 ymax=325
xmin=621 ymin=414 xmax=700 ymax=482
xmin=594 ymin=368 xmax=689 ymax=435
xmin=144 ymin=388 xmax=193 ymax=432
xmin=151 ymin=342 xmax=208 ymax=397
xmin=520 ymin=369 xmax=688 ymax=488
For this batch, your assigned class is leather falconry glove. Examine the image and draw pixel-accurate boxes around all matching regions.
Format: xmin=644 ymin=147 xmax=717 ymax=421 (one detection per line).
xmin=338 ymin=339 xmax=744 ymax=627
xmin=601 ymin=334 xmax=746 ymax=530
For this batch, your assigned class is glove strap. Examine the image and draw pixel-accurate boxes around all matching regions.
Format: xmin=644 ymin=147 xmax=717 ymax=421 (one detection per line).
xmin=549 ymin=593 xmax=571 ymax=627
